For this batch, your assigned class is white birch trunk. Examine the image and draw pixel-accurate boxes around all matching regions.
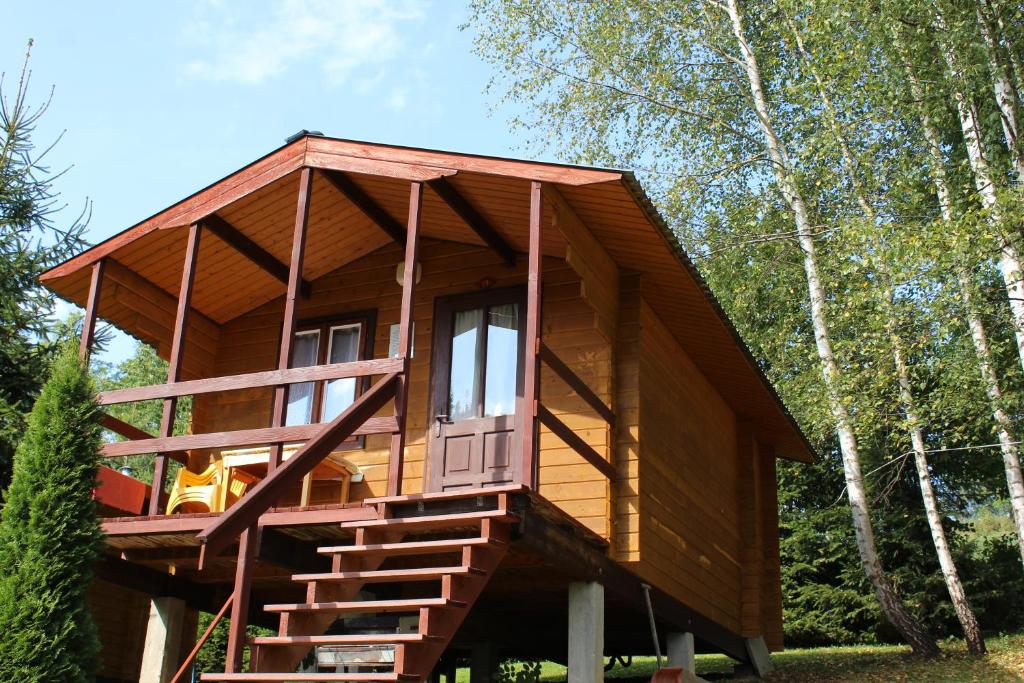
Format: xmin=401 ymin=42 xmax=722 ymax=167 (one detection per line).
xmin=977 ymin=0 xmax=1024 ymax=183
xmin=904 ymin=46 xmax=1024 ymax=571
xmin=935 ymin=8 xmax=1024 ymax=379
xmin=786 ymin=22 xmax=987 ymax=651
xmin=724 ymin=0 xmax=938 ymax=657
xmin=790 ymin=21 xmax=986 ymax=653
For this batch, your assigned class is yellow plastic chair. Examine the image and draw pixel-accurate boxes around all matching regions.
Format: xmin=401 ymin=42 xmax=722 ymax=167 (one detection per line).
xmin=166 ymin=460 xmax=224 ymax=515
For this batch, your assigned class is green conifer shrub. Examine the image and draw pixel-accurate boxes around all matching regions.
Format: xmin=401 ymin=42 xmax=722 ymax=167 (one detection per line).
xmin=0 ymin=344 xmax=104 ymax=682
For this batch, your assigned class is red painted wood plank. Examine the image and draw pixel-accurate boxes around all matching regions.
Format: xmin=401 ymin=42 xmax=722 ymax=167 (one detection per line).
xmin=79 ymin=260 xmax=105 ymax=359
xmin=94 ymin=466 xmax=148 ymax=515
xmin=387 ymin=182 xmax=422 ymax=496
xmin=149 ymin=222 xmax=201 ymax=515
xmin=269 ymin=166 xmax=313 ymax=472
xmin=521 ymin=181 xmax=543 ymax=488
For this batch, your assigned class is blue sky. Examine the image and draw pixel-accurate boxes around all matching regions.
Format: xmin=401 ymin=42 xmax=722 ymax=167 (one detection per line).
xmin=3 ymin=1 xmax=527 ymax=361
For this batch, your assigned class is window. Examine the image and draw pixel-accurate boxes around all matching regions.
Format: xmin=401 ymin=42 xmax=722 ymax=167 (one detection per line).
xmin=284 ymin=316 xmax=373 ymax=448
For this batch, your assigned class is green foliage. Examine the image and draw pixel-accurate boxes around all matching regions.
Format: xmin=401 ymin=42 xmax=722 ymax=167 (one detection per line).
xmin=0 ymin=344 xmax=104 ymax=682
xmin=467 ymin=0 xmax=1024 ymax=647
xmin=0 ymin=43 xmax=89 ymax=491
xmin=497 ymin=659 xmax=543 ymax=683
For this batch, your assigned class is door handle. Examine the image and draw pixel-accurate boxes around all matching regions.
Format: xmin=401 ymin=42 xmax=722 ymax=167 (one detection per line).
xmin=433 ymin=414 xmax=451 ymax=437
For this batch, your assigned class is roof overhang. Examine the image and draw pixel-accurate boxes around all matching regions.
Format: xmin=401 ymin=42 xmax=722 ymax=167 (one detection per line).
xmin=41 ymin=134 xmax=815 ymax=463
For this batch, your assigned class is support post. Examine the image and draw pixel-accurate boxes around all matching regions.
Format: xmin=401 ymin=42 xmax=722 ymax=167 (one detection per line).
xmin=387 ymin=181 xmax=422 ymax=497
xmin=667 ymin=632 xmax=696 ymax=674
xmin=149 ymin=223 xmax=201 ymax=516
xmin=469 ymin=641 xmax=499 ymax=683
xmin=139 ymin=596 xmax=188 ymax=683
xmin=225 ymin=524 xmax=259 ymax=673
xmin=567 ymin=581 xmax=603 ymax=683
xmin=79 ymin=259 xmax=105 ymax=360
xmin=269 ymin=167 xmax=313 ymax=473
xmin=521 ymin=181 xmax=543 ymax=488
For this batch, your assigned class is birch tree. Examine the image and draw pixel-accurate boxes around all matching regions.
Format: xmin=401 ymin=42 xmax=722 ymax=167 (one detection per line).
xmin=782 ymin=15 xmax=986 ymax=654
xmin=468 ymin=0 xmax=938 ymax=656
xmin=932 ymin=4 xmax=1024 ymax=380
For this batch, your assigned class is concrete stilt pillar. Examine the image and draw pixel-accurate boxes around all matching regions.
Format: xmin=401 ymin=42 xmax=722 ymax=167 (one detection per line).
xmin=667 ymin=632 xmax=695 ymax=673
xmin=568 ymin=581 xmax=604 ymax=683
xmin=744 ymin=636 xmax=774 ymax=676
xmin=470 ymin=641 xmax=499 ymax=683
xmin=139 ymin=596 xmax=188 ymax=683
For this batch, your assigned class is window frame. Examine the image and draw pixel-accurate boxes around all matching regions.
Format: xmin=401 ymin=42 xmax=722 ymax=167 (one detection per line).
xmin=286 ymin=310 xmax=377 ymax=450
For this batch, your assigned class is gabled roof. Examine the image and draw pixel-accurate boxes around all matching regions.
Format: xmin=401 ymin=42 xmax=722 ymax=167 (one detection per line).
xmin=41 ymin=134 xmax=815 ymax=462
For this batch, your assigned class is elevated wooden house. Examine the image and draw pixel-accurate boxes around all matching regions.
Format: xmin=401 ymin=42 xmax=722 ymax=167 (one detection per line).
xmin=41 ymin=134 xmax=813 ymax=683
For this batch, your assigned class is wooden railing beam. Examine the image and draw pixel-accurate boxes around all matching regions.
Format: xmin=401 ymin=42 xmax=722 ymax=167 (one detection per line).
xmin=100 ymin=416 xmax=399 ymax=458
xmin=97 ymin=357 xmax=403 ymax=405
xmin=149 ymin=223 xmax=201 ymax=515
xmin=537 ymin=404 xmax=616 ymax=480
xmin=387 ymin=181 xmax=422 ymax=497
xmin=170 ymin=593 xmax=234 ymax=683
xmin=201 ymin=213 xmax=311 ymax=298
xmin=521 ymin=181 xmax=543 ymax=489
xmin=269 ymin=166 xmax=313 ymax=472
xmin=197 ymin=372 xmax=400 ymax=564
xmin=79 ymin=259 xmax=105 ymax=360
xmin=539 ymin=341 xmax=615 ymax=425
xmin=225 ymin=525 xmax=257 ymax=673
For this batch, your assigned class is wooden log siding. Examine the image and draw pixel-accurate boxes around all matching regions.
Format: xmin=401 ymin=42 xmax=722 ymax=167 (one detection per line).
xmin=539 ymin=341 xmax=614 ymax=425
xmin=198 ymin=241 xmax=612 ymax=534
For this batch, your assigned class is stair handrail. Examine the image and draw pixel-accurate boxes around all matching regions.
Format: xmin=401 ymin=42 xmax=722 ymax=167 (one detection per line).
xmin=196 ymin=371 xmax=401 ymax=566
xmin=170 ymin=593 xmax=234 ymax=683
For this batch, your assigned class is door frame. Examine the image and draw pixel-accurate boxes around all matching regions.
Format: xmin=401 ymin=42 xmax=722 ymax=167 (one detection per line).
xmin=425 ymin=285 xmax=528 ymax=492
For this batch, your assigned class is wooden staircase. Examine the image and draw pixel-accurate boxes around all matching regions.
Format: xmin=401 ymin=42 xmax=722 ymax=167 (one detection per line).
xmin=201 ymin=494 xmax=516 ymax=682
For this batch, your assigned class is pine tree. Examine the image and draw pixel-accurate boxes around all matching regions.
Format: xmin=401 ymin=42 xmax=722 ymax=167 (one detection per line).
xmin=0 ymin=344 xmax=104 ymax=683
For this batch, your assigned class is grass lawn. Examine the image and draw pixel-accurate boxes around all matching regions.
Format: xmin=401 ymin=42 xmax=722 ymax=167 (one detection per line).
xmin=475 ymin=633 xmax=1024 ymax=682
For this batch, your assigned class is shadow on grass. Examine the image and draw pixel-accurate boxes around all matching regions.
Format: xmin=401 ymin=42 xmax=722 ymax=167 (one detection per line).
xmin=526 ymin=633 xmax=1024 ymax=682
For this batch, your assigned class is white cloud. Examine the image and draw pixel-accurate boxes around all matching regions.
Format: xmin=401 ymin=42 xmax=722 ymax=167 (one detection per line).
xmin=182 ymin=0 xmax=427 ymax=86
xmin=385 ymin=86 xmax=409 ymax=111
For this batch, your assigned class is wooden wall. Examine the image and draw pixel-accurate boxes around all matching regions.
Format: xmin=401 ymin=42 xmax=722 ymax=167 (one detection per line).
xmin=193 ymin=239 xmax=613 ymax=536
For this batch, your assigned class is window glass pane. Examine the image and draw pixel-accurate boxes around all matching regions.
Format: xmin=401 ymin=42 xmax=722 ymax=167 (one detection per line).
xmin=448 ymin=308 xmax=483 ymax=420
xmin=484 ymin=303 xmax=520 ymax=417
xmin=322 ymin=324 xmax=362 ymax=420
xmin=286 ymin=331 xmax=319 ymax=426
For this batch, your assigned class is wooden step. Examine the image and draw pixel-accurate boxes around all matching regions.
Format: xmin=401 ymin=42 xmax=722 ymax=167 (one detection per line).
xmin=293 ymin=565 xmax=483 ymax=583
xmin=317 ymin=536 xmax=502 ymax=557
xmin=365 ymin=484 xmax=525 ymax=505
xmin=339 ymin=509 xmax=517 ymax=532
xmin=264 ymin=597 xmax=465 ymax=614
xmin=251 ymin=633 xmax=437 ymax=646
xmin=200 ymin=673 xmax=417 ymax=682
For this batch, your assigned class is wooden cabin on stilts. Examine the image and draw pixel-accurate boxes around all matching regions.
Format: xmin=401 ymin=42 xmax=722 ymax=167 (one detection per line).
xmin=42 ymin=133 xmax=814 ymax=683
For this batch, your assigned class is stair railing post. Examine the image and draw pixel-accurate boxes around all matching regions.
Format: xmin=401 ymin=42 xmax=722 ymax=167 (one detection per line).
xmin=387 ymin=180 xmax=423 ymax=497
xmin=268 ymin=166 xmax=313 ymax=474
xmin=225 ymin=523 xmax=259 ymax=673
xmin=79 ymin=259 xmax=105 ymax=361
xmin=149 ymin=223 xmax=201 ymax=516
xmin=521 ymin=181 xmax=543 ymax=489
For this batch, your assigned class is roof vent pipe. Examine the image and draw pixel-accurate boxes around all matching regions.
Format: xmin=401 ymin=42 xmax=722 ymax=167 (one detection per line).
xmin=285 ymin=129 xmax=324 ymax=143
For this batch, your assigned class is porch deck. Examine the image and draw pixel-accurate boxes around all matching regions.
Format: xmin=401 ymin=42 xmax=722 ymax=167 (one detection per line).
xmin=96 ymin=485 xmax=749 ymax=668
